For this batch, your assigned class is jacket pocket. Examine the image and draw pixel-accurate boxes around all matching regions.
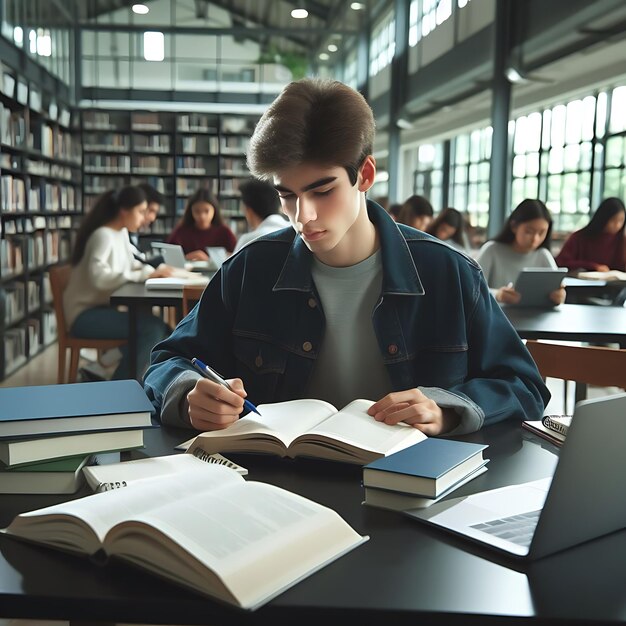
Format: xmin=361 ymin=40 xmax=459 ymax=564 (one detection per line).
xmin=232 ymin=335 xmax=288 ymax=401
xmin=413 ymin=345 xmax=468 ymax=388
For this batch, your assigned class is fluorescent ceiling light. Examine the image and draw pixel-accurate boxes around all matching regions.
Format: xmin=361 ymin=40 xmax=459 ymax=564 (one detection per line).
xmin=319 ymin=52 xmax=330 ymax=61
xmin=396 ymin=118 xmax=413 ymax=130
xmin=143 ymin=31 xmax=164 ymax=61
xmin=328 ymin=44 xmax=338 ymax=52
xmin=291 ymin=9 xmax=309 ymax=19
xmin=351 ymin=2 xmax=365 ymax=10
xmin=132 ymin=4 xmax=150 ymax=14
xmin=13 ymin=26 xmax=23 ymax=45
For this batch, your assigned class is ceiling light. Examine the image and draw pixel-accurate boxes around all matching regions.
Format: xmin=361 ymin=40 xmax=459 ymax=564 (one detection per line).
xmin=350 ymin=2 xmax=365 ymax=10
xmin=396 ymin=118 xmax=413 ymax=130
xmin=132 ymin=4 xmax=149 ymax=14
xmin=291 ymin=9 xmax=309 ymax=19
xmin=328 ymin=44 xmax=338 ymax=52
xmin=319 ymin=52 xmax=330 ymax=61
xmin=505 ymin=67 xmax=527 ymax=84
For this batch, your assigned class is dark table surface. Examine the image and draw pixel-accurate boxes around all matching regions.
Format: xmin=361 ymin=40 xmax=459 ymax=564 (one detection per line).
xmin=1 ymin=420 xmax=625 ymax=625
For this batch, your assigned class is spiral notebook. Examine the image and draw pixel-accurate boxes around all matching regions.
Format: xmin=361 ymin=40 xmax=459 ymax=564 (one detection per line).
xmin=83 ymin=452 xmax=247 ymax=492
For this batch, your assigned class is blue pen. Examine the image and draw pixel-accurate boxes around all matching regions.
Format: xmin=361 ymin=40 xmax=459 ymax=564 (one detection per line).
xmin=191 ymin=358 xmax=262 ymax=416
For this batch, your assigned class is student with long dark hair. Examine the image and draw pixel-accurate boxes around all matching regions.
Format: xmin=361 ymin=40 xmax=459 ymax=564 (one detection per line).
xmin=427 ymin=207 xmax=468 ymax=251
xmin=555 ymin=197 xmax=626 ymax=272
xmin=397 ymin=195 xmax=434 ymax=231
xmin=63 ymin=186 xmax=172 ymax=380
xmin=475 ymin=199 xmax=565 ymax=305
xmin=167 ymin=188 xmax=237 ymax=260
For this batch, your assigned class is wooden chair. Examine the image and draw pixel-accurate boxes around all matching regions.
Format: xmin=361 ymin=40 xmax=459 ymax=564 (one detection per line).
xmin=525 ymin=340 xmax=626 ymax=412
xmin=49 ymin=264 xmax=127 ymax=384
xmin=182 ymin=284 xmax=206 ymax=317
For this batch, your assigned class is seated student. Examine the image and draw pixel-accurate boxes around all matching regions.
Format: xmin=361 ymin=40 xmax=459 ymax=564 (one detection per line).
xmin=427 ymin=207 xmax=468 ymax=251
xmin=233 ymin=178 xmax=287 ymax=253
xmin=555 ymin=197 xmax=626 ymax=272
xmin=475 ymin=199 xmax=566 ymax=306
xmin=387 ymin=203 xmax=402 ymax=221
xmin=63 ymin=186 xmax=172 ymax=380
xmin=144 ymin=78 xmax=549 ymax=436
xmin=167 ymin=188 xmax=237 ymax=260
xmin=396 ymin=195 xmax=434 ymax=231
xmin=128 ymin=183 xmax=165 ymax=267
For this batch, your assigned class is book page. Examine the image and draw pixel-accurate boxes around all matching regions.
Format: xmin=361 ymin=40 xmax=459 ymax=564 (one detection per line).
xmin=108 ymin=480 xmax=367 ymax=609
xmin=294 ymin=398 xmax=427 ymax=456
xmin=4 ymin=464 xmax=242 ymax=555
xmin=184 ymin=398 xmax=339 ymax=452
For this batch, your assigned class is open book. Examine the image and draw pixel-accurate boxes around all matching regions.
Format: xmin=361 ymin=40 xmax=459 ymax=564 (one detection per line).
xmin=577 ymin=270 xmax=626 ymax=281
xmin=2 ymin=463 xmax=367 ymax=610
xmin=180 ymin=398 xmax=428 ymax=465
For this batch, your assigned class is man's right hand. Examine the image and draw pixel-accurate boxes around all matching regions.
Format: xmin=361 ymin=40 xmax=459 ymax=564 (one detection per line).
xmin=186 ymin=377 xmax=246 ymax=431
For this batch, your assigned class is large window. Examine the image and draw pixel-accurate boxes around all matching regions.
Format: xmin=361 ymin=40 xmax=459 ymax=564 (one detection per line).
xmin=409 ymin=0 xmax=453 ymax=47
xmin=604 ymin=86 xmax=626 ymax=200
xmin=412 ymin=142 xmax=445 ymax=212
xmin=450 ymin=127 xmax=491 ymax=228
xmin=369 ymin=10 xmax=395 ymax=77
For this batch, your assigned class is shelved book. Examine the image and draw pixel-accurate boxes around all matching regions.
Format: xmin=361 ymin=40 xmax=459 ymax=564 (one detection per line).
xmin=362 ymin=438 xmax=489 ymax=498
xmin=180 ymin=398 xmax=430 ymax=465
xmin=0 ymin=454 xmax=90 ymax=494
xmin=0 ymin=380 xmax=153 ymax=439
xmin=2 ymin=463 xmax=368 ymax=610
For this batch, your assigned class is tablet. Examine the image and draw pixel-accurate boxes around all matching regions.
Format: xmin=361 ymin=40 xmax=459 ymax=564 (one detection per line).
xmin=513 ymin=268 xmax=567 ymax=307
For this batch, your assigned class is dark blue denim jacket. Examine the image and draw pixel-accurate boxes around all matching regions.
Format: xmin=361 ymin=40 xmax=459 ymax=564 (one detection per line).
xmin=144 ymin=201 xmax=549 ymax=433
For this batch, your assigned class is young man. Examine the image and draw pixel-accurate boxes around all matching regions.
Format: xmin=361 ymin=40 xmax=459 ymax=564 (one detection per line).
xmin=144 ymin=78 xmax=549 ymax=435
xmin=130 ymin=183 xmax=164 ymax=267
xmin=233 ymin=178 xmax=287 ymax=252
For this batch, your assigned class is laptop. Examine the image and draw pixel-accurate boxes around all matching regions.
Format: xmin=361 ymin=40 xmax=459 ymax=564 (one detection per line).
xmin=151 ymin=242 xmax=186 ymax=268
xmin=151 ymin=242 xmax=212 ymax=271
xmin=406 ymin=393 xmax=626 ymax=559
xmin=205 ymin=246 xmax=228 ymax=269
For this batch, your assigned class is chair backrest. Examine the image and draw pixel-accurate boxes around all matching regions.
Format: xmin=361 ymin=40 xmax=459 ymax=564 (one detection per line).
xmin=182 ymin=284 xmax=205 ymax=317
xmin=526 ymin=340 xmax=626 ymax=389
xmin=49 ymin=263 xmax=72 ymax=338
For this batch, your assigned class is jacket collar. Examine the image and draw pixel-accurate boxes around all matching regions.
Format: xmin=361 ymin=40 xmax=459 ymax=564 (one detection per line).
xmin=273 ymin=200 xmax=425 ymax=296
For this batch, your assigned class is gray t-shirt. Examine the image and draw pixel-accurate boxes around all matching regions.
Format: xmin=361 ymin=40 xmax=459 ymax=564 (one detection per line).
xmin=306 ymin=250 xmax=392 ymax=409
xmin=475 ymin=241 xmax=557 ymax=292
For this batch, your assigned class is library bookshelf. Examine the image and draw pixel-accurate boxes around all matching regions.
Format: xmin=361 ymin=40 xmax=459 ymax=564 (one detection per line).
xmin=81 ymin=109 xmax=258 ymax=250
xmin=0 ymin=62 xmax=81 ymax=381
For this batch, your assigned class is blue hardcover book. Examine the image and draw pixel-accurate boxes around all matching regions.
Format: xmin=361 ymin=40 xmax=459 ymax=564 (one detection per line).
xmin=362 ymin=438 xmax=488 ymax=498
xmin=0 ymin=380 xmax=154 ymax=439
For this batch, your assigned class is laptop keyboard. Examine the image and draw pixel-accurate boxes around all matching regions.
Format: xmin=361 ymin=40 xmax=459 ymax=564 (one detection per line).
xmin=470 ymin=510 xmax=541 ymax=547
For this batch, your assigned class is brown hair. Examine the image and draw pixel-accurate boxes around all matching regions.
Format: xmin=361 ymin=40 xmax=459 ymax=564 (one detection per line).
xmin=180 ymin=187 xmax=224 ymax=228
xmin=247 ymin=78 xmax=375 ymax=185
xmin=397 ymin=195 xmax=434 ymax=226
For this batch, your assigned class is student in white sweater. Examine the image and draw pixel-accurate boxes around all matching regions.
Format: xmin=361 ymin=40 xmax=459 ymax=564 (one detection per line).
xmin=475 ymin=199 xmax=566 ymax=306
xmin=63 ymin=186 xmax=172 ymax=379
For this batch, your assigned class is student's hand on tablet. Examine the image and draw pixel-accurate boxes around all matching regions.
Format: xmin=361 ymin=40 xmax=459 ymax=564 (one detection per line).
xmin=550 ymin=286 xmax=566 ymax=305
xmin=595 ymin=264 xmax=610 ymax=272
xmin=367 ymin=389 xmax=461 ymax=435
xmin=186 ymin=250 xmax=210 ymax=261
xmin=496 ymin=283 xmax=521 ymax=305
xmin=187 ymin=377 xmax=246 ymax=431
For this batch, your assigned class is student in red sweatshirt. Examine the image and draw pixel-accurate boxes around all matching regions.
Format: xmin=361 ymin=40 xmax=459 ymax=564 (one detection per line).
xmin=555 ymin=197 xmax=625 ymax=272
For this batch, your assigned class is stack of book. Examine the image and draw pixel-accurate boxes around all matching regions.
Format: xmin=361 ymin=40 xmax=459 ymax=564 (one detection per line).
xmin=362 ymin=438 xmax=489 ymax=512
xmin=0 ymin=380 xmax=154 ymax=494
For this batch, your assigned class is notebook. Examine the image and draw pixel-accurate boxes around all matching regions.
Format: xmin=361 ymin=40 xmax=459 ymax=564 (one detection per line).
xmin=205 ymin=246 xmax=228 ymax=269
xmin=406 ymin=393 xmax=626 ymax=559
